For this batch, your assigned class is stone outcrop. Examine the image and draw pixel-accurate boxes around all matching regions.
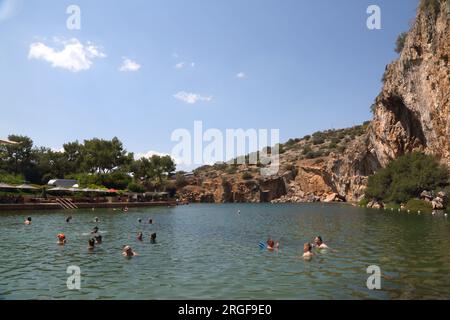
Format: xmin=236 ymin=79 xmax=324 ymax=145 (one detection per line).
xmin=179 ymin=1 xmax=450 ymax=204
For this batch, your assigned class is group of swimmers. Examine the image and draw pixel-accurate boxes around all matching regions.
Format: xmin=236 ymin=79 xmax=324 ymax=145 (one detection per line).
xmin=264 ymin=235 xmax=328 ymax=259
xmin=303 ymin=236 xmax=329 ymax=259
xmin=25 ymin=209 xmax=156 ymax=258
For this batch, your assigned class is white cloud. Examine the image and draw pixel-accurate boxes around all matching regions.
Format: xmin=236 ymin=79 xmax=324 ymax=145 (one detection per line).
xmin=174 ymin=62 xmax=186 ymax=69
xmin=135 ymin=150 xmax=168 ymax=160
xmin=135 ymin=150 xmax=182 ymax=167
xmin=174 ymin=91 xmax=213 ymax=104
xmin=119 ymin=57 xmax=141 ymax=72
xmin=28 ymin=38 xmax=106 ymax=72
xmin=174 ymin=61 xmax=195 ymax=69
xmin=236 ymin=72 xmax=246 ymax=79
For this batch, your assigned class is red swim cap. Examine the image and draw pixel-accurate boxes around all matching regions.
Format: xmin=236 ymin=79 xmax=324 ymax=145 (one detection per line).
xmin=57 ymin=233 xmax=66 ymax=240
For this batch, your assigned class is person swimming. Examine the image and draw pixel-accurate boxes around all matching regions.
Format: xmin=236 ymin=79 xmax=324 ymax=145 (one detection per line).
xmin=122 ymin=207 xmax=129 ymax=213
xmin=150 ymin=233 xmax=156 ymax=243
xmin=93 ymin=217 xmax=99 ymax=223
xmin=24 ymin=217 xmax=32 ymax=225
xmin=91 ymin=226 xmax=99 ymax=234
xmin=138 ymin=218 xmax=142 ymax=223
xmin=266 ymin=237 xmax=279 ymax=250
xmin=66 ymin=216 xmax=73 ymax=223
xmin=88 ymin=238 xmax=95 ymax=250
xmin=94 ymin=234 xmax=102 ymax=244
xmin=313 ymin=236 xmax=329 ymax=249
xmin=148 ymin=219 xmax=153 ymax=224
xmin=57 ymin=233 xmax=67 ymax=245
xmin=122 ymin=245 xmax=138 ymax=257
xmin=303 ymin=243 xmax=314 ymax=259
xmin=137 ymin=232 xmax=143 ymax=241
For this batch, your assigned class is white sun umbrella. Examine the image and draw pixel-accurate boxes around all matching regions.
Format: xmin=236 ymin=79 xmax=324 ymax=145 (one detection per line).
xmin=16 ymin=184 xmax=39 ymax=190
xmin=0 ymin=183 xmax=16 ymax=189
xmin=48 ymin=187 xmax=71 ymax=192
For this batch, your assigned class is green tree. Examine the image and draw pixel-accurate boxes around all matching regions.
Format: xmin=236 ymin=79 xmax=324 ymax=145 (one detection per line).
xmin=365 ymin=152 xmax=448 ymax=203
xmin=0 ymin=135 xmax=34 ymax=177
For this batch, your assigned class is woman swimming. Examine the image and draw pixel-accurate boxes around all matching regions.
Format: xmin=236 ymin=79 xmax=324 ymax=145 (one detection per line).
xmin=57 ymin=233 xmax=67 ymax=245
xmin=303 ymin=243 xmax=314 ymax=259
xmin=266 ymin=237 xmax=279 ymax=250
xmin=122 ymin=245 xmax=138 ymax=257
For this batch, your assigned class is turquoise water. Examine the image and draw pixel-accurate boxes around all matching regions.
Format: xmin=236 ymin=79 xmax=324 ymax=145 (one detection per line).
xmin=0 ymin=203 xmax=449 ymax=300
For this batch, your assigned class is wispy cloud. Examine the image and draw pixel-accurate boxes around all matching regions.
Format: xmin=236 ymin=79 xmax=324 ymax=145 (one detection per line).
xmin=174 ymin=62 xmax=186 ymax=69
xmin=28 ymin=38 xmax=106 ymax=72
xmin=174 ymin=91 xmax=213 ymax=104
xmin=236 ymin=72 xmax=246 ymax=79
xmin=173 ymin=61 xmax=195 ymax=69
xmin=119 ymin=57 xmax=141 ymax=72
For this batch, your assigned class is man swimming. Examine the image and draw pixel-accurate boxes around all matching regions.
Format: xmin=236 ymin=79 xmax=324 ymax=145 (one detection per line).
xmin=137 ymin=232 xmax=143 ymax=241
xmin=93 ymin=217 xmax=99 ymax=223
xmin=150 ymin=233 xmax=156 ymax=243
xmin=24 ymin=217 xmax=32 ymax=225
xmin=91 ymin=226 xmax=99 ymax=235
xmin=122 ymin=245 xmax=138 ymax=257
xmin=303 ymin=243 xmax=314 ymax=259
xmin=57 ymin=233 xmax=67 ymax=245
xmin=148 ymin=219 xmax=153 ymax=224
xmin=313 ymin=236 xmax=329 ymax=249
xmin=66 ymin=216 xmax=73 ymax=223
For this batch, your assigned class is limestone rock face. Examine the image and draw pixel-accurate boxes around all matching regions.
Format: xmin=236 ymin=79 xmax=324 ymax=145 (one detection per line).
xmin=330 ymin=1 xmax=450 ymax=201
xmin=179 ymin=2 xmax=449 ymax=204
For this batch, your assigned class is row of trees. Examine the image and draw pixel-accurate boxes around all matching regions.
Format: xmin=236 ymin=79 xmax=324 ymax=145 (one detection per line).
xmin=0 ymin=135 xmax=176 ymax=191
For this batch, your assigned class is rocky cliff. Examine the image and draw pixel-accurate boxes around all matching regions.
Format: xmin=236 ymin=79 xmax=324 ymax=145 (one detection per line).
xmin=179 ymin=0 xmax=450 ymax=204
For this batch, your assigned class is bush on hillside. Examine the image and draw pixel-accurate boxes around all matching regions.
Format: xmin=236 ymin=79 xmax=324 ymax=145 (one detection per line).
xmin=365 ymin=152 xmax=448 ymax=203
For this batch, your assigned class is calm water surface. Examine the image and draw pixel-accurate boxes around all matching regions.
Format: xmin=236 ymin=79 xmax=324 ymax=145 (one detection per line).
xmin=0 ymin=203 xmax=449 ymax=300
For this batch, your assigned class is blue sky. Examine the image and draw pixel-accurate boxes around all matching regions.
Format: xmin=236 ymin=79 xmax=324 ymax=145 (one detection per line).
xmin=0 ymin=0 xmax=419 ymax=167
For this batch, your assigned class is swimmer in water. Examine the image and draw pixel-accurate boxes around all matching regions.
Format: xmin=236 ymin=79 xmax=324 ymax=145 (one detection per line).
xmin=122 ymin=245 xmax=138 ymax=257
xmin=57 ymin=233 xmax=67 ymax=245
xmin=94 ymin=234 xmax=102 ymax=244
xmin=303 ymin=243 xmax=314 ymax=259
xmin=313 ymin=236 xmax=329 ymax=249
xmin=266 ymin=237 xmax=279 ymax=251
xmin=91 ymin=226 xmax=99 ymax=235
xmin=237 ymin=209 xmax=241 ymax=215
xmin=122 ymin=207 xmax=129 ymax=213
xmin=93 ymin=217 xmax=99 ymax=223
xmin=24 ymin=217 xmax=32 ymax=225
xmin=137 ymin=232 xmax=143 ymax=241
xmin=138 ymin=218 xmax=142 ymax=223
xmin=148 ymin=219 xmax=153 ymax=224
xmin=66 ymin=216 xmax=72 ymax=223
xmin=88 ymin=238 xmax=95 ymax=250
xmin=150 ymin=233 xmax=156 ymax=243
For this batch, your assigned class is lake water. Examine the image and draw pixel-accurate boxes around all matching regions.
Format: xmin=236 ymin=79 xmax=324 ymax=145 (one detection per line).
xmin=0 ymin=203 xmax=449 ymax=300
